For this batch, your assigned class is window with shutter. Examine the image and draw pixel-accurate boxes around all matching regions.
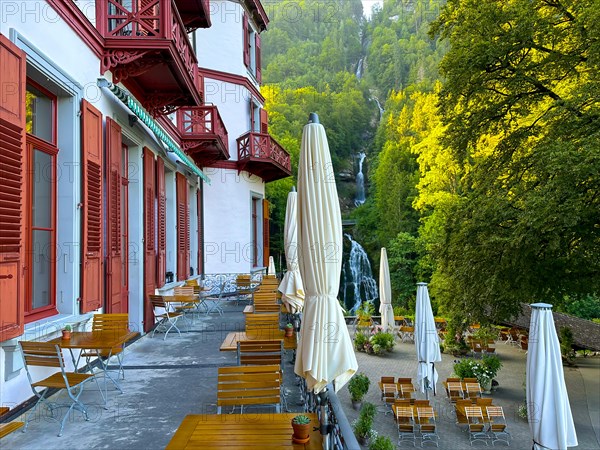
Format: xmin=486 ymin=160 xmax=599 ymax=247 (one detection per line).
xmin=156 ymin=157 xmax=166 ymax=287
xmin=81 ymin=99 xmax=104 ymax=313
xmin=255 ymin=33 xmax=262 ymax=83
xmin=243 ymin=13 xmax=250 ymax=67
xmin=106 ymin=117 xmax=126 ymax=313
xmin=176 ymin=173 xmax=189 ymax=281
xmin=143 ymin=147 xmax=156 ymax=332
xmin=197 ymin=186 xmax=204 ymax=276
xmin=25 ymin=80 xmax=58 ymax=322
xmin=260 ymin=109 xmax=268 ymax=134
xmin=0 ymin=34 xmax=26 ymax=341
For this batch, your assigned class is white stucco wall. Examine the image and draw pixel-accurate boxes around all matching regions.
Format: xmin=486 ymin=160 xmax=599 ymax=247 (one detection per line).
xmin=203 ymin=168 xmax=264 ymax=274
xmin=0 ymin=2 xmax=203 ymax=409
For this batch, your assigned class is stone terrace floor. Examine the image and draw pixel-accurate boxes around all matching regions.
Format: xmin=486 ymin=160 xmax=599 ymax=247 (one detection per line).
xmin=2 ymin=300 xmax=599 ymax=450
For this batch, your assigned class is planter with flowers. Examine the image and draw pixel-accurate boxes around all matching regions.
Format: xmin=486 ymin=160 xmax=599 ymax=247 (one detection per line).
xmin=453 ymin=355 xmax=503 ymax=394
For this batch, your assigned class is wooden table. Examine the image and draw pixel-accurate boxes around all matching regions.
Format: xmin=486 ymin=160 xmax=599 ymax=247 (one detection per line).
xmin=166 ymin=413 xmax=321 ymax=449
xmin=220 ymin=331 xmax=297 ymax=351
xmin=392 ymin=405 xmax=437 ymax=421
xmin=455 ymin=404 xmax=495 ymax=423
xmin=49 ymin=331 xmax=138 ymax=402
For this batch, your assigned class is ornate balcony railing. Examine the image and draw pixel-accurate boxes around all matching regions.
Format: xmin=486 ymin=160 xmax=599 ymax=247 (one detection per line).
xmin=177 ymin=105 xmax=230 ymax=165
xmin=97 ymin=0 xmax=201 ymax=114
xmin=237 ymin=132 xmax=292 ymax=182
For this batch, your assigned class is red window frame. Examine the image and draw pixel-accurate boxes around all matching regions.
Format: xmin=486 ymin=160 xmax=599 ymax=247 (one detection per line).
xmin=24 ymin=79 xmax=58 ymax=322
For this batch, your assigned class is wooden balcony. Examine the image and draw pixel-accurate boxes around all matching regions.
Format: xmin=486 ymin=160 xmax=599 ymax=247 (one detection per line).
xmin=97 ymin=0 xmax=202 ymax=116
xmin=177 ymin=105 xmax=230 ymax=167
xmin=174 ymin=0 xmax=211 ymax=31
xmin=237 ymin=132 xmax=292 ymax=182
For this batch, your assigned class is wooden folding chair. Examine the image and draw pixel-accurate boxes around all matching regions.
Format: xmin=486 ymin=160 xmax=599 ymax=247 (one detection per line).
xmin=486 ymin=406 xmax=510 ymax=446
xmin=466 ymin=382 xmax=482 ymax=399
xmin=78 ymin=313 xmax=129 ymax=379
xmin=19 ymin=341 xmax=96 ymax=436
xmin=455 ymin=399 xmax=473 ymax=427
xmin=396 ymin=407 xmax=417 ymax=447
xmin=447 ymin=382 xmax=464 ymax=402
xmin=417 ymin=407 xmax=439 ymax=447
xmin=150 ymin=295 xmax=183 ymax=339
xmin=381 ymin=383 xmax=398 ymax=415
xmin=465 ymin=406 xmax=489 ymax=446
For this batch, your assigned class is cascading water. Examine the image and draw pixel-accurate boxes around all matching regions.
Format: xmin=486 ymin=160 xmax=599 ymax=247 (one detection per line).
xmin=342 ymin=233 xmax=378 ymax=313
xmin=354 ymin=152 xmax=366 ymax=206
xmin=356 ymin=57 xmax=364 ymax=79
xmin=372 ymin=96 xmax=384 ymax=121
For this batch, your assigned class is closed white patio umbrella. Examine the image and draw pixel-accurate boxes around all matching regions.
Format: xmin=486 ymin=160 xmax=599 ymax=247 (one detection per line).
xmin=527 ymin=303 xmax=577 ymax=450
xmin=414 ymin=282 xmax=441 ymax=399
xmin=268 ymin=256 xmax=276 ymax=277
xmin=278 ymin=188 xmax=305 ymax=313
xmin=295 ymin=113 xmax=358 ymax=393
xmin=379 ymin=248 xmax=394 ymax=332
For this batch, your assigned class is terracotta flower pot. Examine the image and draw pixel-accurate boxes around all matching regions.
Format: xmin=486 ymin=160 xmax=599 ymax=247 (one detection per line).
xmin=62 ymin=330 xmax=71 ymax=340
xmin=291 ymin=422 xmax=311 ymax=443
xmin=285 ymin=327 xmax=294 ymax=337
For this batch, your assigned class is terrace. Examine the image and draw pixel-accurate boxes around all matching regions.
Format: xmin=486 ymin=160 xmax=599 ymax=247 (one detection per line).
xmin=1 ymin=298 xmax=598 ymax=449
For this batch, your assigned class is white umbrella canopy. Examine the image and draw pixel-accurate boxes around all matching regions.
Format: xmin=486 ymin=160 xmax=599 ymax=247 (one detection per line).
xmin=379 ymin=248 xmax=395 ymax=332
xmin=268 ymin=256 xmax=276 ymax=277
xmin=295 ymin=113 xmax=358 ymax=393
xmin=526 ymin=303 xmax=577 ymax=450
xmin=414 ymin=282 xmax=441 ymax=399
xmin=278 ymin=189 xmax=305 ymax=313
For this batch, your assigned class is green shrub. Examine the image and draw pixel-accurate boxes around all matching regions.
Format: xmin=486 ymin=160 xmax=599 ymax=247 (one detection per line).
xmin=352 ymin=402 xmax=377 ymax=440
xmin=348 ymin=373 xmax=370 ymax=402
xmin=369 ymin=435 xmax=395 ymax=450
xmin=357 ymin=301 xmax=375 ymax=321
xmin=453 ymin=359 xmax=476 ymax=379
xmin=482 ymin=354 xmax=503 ymax=379
xmin=559 ymin=326 xmax=575 ymax=364
xmin=472 ymin=326 xmax=499 ymax=342
xmin=354 ymin=332 xmax=369 ymax=351
xmin=369 ymin=331 xmax=395 ymax=354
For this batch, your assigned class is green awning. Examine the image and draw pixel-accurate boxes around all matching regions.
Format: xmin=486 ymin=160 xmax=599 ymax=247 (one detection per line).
xmin=97 ymin=78 xmax=210 ymax=184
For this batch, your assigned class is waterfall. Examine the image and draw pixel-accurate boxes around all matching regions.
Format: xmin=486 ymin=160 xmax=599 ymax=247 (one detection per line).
xmin=343 ymin=233 xmax=378 ymax=313
xmin=354 ymin=152 xmax=366 ymax=207
xmin=356 ymin=57 xmax=364 ymax=79
xmin=372 ymin=96 xmax=384 ymax=121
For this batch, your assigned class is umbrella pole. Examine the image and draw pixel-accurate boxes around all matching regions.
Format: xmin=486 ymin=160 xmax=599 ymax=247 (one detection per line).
xmin=317 ymin=390 xmax=332 ymax=450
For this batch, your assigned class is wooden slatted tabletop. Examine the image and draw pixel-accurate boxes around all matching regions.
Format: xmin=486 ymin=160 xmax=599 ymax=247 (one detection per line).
xmin=220 ymin=331 xmax=297 ymax=351
xmin=166 ymin=413 xmax=321 ymax=449
xmin=49 ymin=331 xmax=139 ymax=350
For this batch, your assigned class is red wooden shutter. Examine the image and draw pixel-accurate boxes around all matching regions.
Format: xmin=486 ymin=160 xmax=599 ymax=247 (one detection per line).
xmin=105 ymin=117 xmax=123 ymax=313
xmin=156 ymin=157 xmax=166 ymax=287
xmin=176 ymin=173 xmax=190 ymax=281
xmin=262 ymin=199 xmax=270 ymax=267
xmin=243 ymin=13 xmax=250 ymax=67
xmin=260 ymin=109 xmax=268 ymax=134
xmin=197 ymin=187 xmax=204 ymax=276
xmin=143 ymin=147 xmax=156 ymax=332
xmin=255 ymin=33 xmax=262 ymax=83
xmin=197 ymin=71 xmax=205 ymax=104
xmin=81 ymin=99 xmax=103 ymax=313
xmin=0 ymin=35 xmax=26 ymax=341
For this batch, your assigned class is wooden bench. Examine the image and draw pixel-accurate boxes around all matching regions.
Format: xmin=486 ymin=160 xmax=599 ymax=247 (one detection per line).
xmin=245 ymin=313 xmax=280 ymax=335
xmin=237 ymin=340 xmax=283 ymax=366
xmin=216 ymin=365 xmax=282 ymax=414
xmin=0 ymin=422 xmax=24 ymax=439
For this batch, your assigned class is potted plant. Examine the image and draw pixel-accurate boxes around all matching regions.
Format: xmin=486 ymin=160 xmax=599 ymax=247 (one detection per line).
xmin=291 ymin=414 xmax=311 ymax=443
xmin=285 ymin=323 xmax=294 ymax=337
xmin=369 ymin=435 xmax=395 ymax=450
xmin=352 ymin=402 xmax=376 ymax=446
xmin=348 ymin=372 xmax=370 ymax=410
xmin=62 ymin=324 xmax=72 ymax=340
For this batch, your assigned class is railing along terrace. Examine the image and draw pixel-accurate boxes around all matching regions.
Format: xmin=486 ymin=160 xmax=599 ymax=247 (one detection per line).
xmin=177 ymin=106 xmax=229 ymax=153
xmin=97 ymin=0 xmax=197 ymax=82
xmin=237 ymin=132 xmax=292 ymax=173
xmin=301 ymin=381 xmax=359 ymax=450
xmin=198 ymin=273 xmax=263 ymax=296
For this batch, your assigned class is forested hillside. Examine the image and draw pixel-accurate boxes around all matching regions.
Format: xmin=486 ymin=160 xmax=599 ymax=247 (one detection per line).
xmin=263 ymin=0 xmax=600 ymax=323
